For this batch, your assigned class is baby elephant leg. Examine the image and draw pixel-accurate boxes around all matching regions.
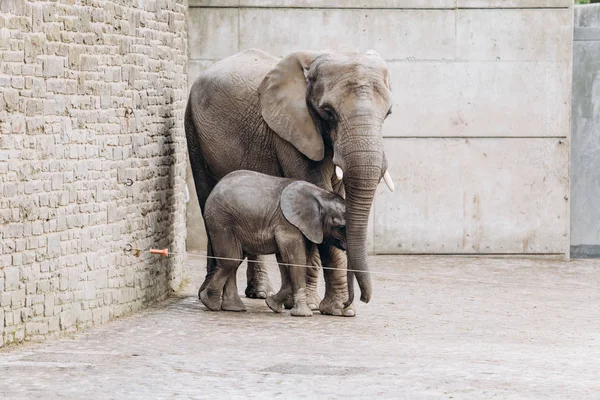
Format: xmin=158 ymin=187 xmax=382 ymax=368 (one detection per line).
xmin=271 ymin=242 xmax=312 ymax=317
xmin=221 ymin=266 xmax=246 ymax=312
xmin=199 ymin=265 xmax=230 ymax=311
xmin=289 ymin=263 xmax=312 ymax=317
xmin=200 ymin=231 xmax=243 ymax=311
xmin=282 ymin=246 xmax=319 ymax=310
xmin=282 ymin=264 xmax=294 ymax=310
xmin=266 ymin=263 xmax=291 ymax=313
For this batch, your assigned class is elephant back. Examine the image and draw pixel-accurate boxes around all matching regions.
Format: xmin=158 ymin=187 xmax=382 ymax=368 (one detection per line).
xmin=187 ymin=49 xmax=282 ymax=181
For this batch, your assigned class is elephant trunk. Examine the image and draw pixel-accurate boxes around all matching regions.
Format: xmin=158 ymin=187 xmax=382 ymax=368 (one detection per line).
xmin=338 ymin=133 xmax=383 ymax=304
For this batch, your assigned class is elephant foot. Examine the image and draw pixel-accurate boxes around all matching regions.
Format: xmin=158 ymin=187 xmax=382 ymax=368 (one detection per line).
xmin=343 ymin=303 xmax=356 ymax=317
xmin=221 ymin=296 xmax=246 ymax=312
xmin=245 ymin=258 xmax=274 ymax=299
xmin=291 ymin=303 xmax=313 ymax=317
xmin=245 ymin=280 xmax=274 ymax=299
xmin=283 ymin=294 xmax=294 ymax=310
xmin=319 ymin=296 xmax=356 ymax=317
xmin=306 ymin=290 xmax=321 ymax=311
xmin=265 ymin=294 xmax=283 ymax=313
xmin=200 ymin=289 xmax=222 ymax=311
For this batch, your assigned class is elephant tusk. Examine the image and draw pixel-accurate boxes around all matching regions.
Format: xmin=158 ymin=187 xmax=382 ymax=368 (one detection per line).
xmin=184 ymin=184 xmax=190 ymax=203
xmin=383 ymin=170 xmax=395 ymax=192
xmin=335 ymin=166 xmax=344 ymax=180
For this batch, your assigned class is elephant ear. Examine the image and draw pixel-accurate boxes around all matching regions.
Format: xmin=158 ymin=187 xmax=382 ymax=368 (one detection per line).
xmin=280 ymin=181 xmax=323 ymax=244
xmin=258 ymin=51 xmax=324 ymax=162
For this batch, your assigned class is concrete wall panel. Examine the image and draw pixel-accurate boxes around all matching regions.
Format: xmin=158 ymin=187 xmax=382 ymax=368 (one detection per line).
xmin=458 ymin=0 xmax=572 ymax=8
xmin=238 ymin=9 xmax=455 ymax=60
xmin=188 ymin=8 xmax=239 ymax=60
xmin=190 ymin=0 xmax=456 ymax=8
xmin=238 ymin=0 xmax=455 ymax=6
xmin=374 ymin=138 xmax=569 ymax=254
xmin=385 ymin=61 xmax=571 ymax=137
xmin=575 ymin=4 xmax=600 ymax=27
xmin=571 ymin=41 xmax=600 ymax=249
xmin=456 ymin=9 xmax=572 ymax=62
xmin=190 ymin=0 xmax=572 ymax=8
xmin=571 ymin=5 xmax=600 ymax=257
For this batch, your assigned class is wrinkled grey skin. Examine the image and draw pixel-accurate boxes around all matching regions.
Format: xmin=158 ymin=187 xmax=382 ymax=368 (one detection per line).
xmin=198 ymin=171 xmax=347 ymax=317
xmin=185 ymin=48 xmax=393 ymax=316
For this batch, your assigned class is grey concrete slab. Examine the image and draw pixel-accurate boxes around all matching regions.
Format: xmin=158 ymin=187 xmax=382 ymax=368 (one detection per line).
xmin=238 ymin=0 xmax=455 ymax=7
xmin=1 ymin=254 xmax=598 ymax=398
xmin=571 ymin=245 xmax=600 ymax=258
xmin=384 ymin=61 xmax=571 ymax=137
xmin=574 ymin=27 xmax=600 ymax=41
xmin=188 ymin=8 xmax=239 ymax=60
xmin=458 ymin=0 xmax=572 ymax=8
xmin=374 ymin=138 xmax=569 ymax=254
xmin=456 ymin=9 xmax=572 ymax=62
xmin=237 ymin=8 xmax=456 ymax=60
xmin=570 ymin=40 xmax=600 ymax=252
xmin=575 ymin=4 xmax=600 ymax=27
xmin=189 ymin=0 xmax=572 ymax=8
xmin=189 ymin=0 xmax=456 ymax=8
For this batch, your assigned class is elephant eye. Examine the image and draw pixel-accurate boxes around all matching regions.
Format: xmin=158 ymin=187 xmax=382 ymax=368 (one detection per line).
xmin=320 ymin=105 xmax=335 ymax=120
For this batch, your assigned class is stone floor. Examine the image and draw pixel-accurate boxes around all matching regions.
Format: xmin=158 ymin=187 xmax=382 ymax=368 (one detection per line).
xmin=1 ymin=254 xmax=599 ymax=399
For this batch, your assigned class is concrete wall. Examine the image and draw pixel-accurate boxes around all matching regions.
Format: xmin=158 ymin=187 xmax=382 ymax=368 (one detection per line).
xmin=571 ymin=4 xmax=600 ymax=258
xmin=186 ymin=0 xmax=573 ymax=256
xmin=0 ymin=0 xmax=188 ymax=347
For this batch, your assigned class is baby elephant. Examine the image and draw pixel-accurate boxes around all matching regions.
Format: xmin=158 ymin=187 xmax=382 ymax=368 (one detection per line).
xmin=199 ymin=170 xmax=347 ymax=317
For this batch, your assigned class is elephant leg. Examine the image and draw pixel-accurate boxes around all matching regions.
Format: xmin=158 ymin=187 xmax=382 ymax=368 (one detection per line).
xmin=266 ymin=262 xmax=290 ymax=313
xmin=267 ymin=252 xmax=311 ymax=317
xmin=274 ymin=253 xmax=306 ymax=311
xmin=186 ymin=104 xmax=220 ymax=301
xmin=288 ymin=263 xmax=312 ymax=318
xmin=280 ymin=264 xmax=294 ymax=310
xmin=221 ymin=266 xmax=246 ymax=312
xmin=187 ymin=162 xmax=218 ymax=301
xmin=199 ymin=265 xmax=229 ymax=311
xmin=305 ymin=245 xmax=322 ymax=311
xmin=318 ymin=244 xmax=355 ymax=317
xmin=200 ymin=228 xmax=243 ymax=311
xmin=245 ymin=254 xmax=274 ymax=299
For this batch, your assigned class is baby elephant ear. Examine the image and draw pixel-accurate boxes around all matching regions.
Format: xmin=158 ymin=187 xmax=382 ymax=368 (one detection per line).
xmin=280 ymin=181 xmax=324 ymax=244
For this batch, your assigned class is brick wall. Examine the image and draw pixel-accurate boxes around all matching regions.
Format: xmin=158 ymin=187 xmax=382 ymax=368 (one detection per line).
xmin=0 ymin=0 xmax=188 ymax=347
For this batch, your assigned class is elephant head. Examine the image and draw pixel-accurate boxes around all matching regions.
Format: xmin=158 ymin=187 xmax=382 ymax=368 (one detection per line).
xmin=258 ymin=50 xmax=394 ymax=304
xmin=280 ymin=181 xmax=347 ymax=253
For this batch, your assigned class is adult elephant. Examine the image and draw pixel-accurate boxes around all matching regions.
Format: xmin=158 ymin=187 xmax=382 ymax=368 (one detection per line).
xmin=185 ymin=48 xmax=395 ymax=316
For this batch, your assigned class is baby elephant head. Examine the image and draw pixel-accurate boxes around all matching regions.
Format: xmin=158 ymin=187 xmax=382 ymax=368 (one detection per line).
xmin=280 ymin=181 xmax=347 ymax=252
